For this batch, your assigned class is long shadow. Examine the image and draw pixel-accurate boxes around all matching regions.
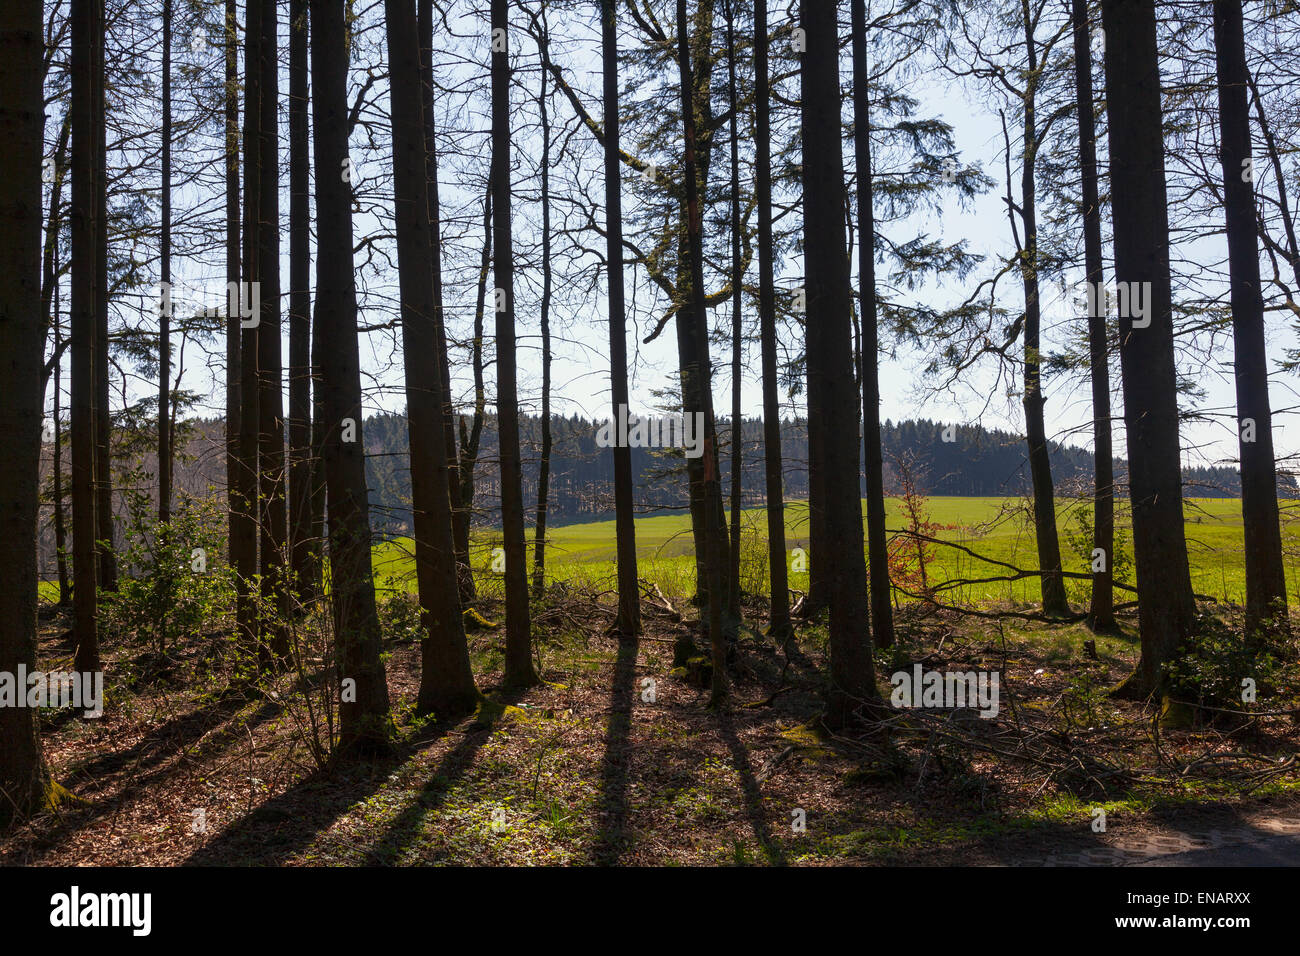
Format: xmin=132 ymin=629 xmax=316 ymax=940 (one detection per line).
xmin=64 ymin=685 xmax=274 ymax=786
xmin=361 ymin=689 xmax=531 ymax=864
xmin=716 ymin=707 xmax=787 ymax=865
xmin=589 ymin=635 xmax=640 ymax=864
xmin=1 ymin=692 xmax=287 ymax=862
xmin=182 ymin=717 xmax=468 ymax=866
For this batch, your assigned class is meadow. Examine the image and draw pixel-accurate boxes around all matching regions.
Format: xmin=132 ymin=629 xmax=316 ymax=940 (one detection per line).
xmin=370 ymin=496 xmax=1300 ymax=612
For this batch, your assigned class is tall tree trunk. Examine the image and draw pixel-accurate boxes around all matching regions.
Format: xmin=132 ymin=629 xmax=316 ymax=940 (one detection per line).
xmin=531 ymin=13 xmax=553 ymax=599
xmin=600 ymin=0 xmax=640 ymax=637
xmin=231 ymin=0 xmax=258 ymax=661
xmin=802 ymin=0 xmax=878 ymax=727
xmin=158 ymin=0 xmax=172 ymax=523
xmin=491 ymin=0 xmax=538 ymax=689
xmin=1213 ymin=0 xmax=1287 ymax=636
xmin=0 ymin=0 xmax=58 ymax=823
xmin=383 ymin=0 xmax=479 ymax=717
xmin=851 ymin=0 xmax=893 ymax=648
xmin=54 ymin=235 xmax=72 ymax=608
xmin=1018 ymin=4 xmax=1068 ymax=619
xmin=253 ymin=0 xmax=289 ymax=664
xmin=418 ymin=0 xmax=466 ymax=604
xmin=310 ymin=0 xmax=391 ymax=755
xmin=288 ymin=0 xmax=315 ymax=609
xmin=724 ymin=0 xmax=743 ymax=627
xmin=70 ymin=0 xmax=100 ymax=674
xmin=753 ymin=0 xmax=792 ymax=641
xmin=92 ymin=0 xmax=115 ymax=593
xmin=1071 ymin=0 xmax=1114 ymax=632
xmin=456 ymin=181 xmax=493 ymax=605
xmin=677 ymin=0 xmax=728 ymax=706
xmin=1100 ymin=0 xmax=1197 ymax=700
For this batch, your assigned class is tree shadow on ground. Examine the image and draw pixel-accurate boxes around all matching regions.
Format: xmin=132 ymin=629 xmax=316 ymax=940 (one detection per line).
xmin=360 ymin=688 xmax=531 ymax=864
xmin=715 ymin=707 xmax=787 ymax=865
xmin=588 ymin=634 xmax=640 ymax=864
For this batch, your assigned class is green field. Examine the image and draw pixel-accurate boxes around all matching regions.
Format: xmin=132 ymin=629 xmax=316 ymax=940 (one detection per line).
xmin=370 ymin=496 xmax=1300 ymax=610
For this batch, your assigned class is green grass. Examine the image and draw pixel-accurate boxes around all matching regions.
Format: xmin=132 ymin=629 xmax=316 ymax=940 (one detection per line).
xmin=366 ymin=496 xmax=1300 ymax=609
xmin=42 ymin=495 xmax=1295 ymax=607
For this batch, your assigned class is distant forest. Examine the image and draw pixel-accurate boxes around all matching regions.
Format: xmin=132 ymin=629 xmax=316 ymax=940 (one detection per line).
xmin=360 ymin=413 xmax=1278 ymax=535
xmin=41 ymin=413 xmax=1269 ymax=569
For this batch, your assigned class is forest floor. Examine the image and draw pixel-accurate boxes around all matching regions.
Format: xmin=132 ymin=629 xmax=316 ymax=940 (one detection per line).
xmin=4 ymin=590 xmax=1300 ymax=866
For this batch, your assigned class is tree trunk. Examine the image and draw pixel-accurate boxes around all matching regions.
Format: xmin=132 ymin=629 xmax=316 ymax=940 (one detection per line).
xmin=92 ymin=0 xmax=114 ymax=593
xmin=70 ymin=0 xmax=100 ymax=674
xmin=418 ymin=0 xmax=467 ymax=603
xmin=456 ymin=181 xmax=493 ymax=606
xmin=383 ymin=0 xmax=480 ymax=717
xmin=1100 ymin=0 xmax=1197 ymax=700
xmin=850 ymin=0 xmax=893 ymax=648
xmin=600 ymin=0 xmax=641 ymax=637
xmin=532 ymin=13 xmax=554 ymax=600
xmin=231 ymin=0 xmax=259 ymax=661
xmin=677 ymin=0 xmax=728 ymax=706
xmin=491 ymin=0 xmax=538 ymax=689
xmin=253 ymin=0 xmax=289 ymax=665
xmin=1018 ymin=6 xmax=1068 ymax=619
xmin=158 ymin=0 xmax=172 ymax=524
xmin=288 ymin=0 xmax=316 ymax=608
xmin=725 ymin=0 xmax=744 ymax=627
xmin=1213 ymin=0 xmax=1287 ymax=636
xmin=753 ymin=0 xmax=792 ymax=641
xmin=53 ymin=235 xmax=72 ymax=607
xmin=310 ymin=0 xmax=391 ymax=755
xmin=1071 ymin=0 xmax=1114 ymax=632
xmin=802 ymin=0 xmax=878 ymax=727
xmin=0 ymin=0 xmax=58 ymax=823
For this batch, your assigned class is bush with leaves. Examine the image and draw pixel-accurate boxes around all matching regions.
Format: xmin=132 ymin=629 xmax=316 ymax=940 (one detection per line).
xmin=1164 ymin=612 xmax=1297 ymax=713
xmin=102 ymin=475 xmax=234 ymax=655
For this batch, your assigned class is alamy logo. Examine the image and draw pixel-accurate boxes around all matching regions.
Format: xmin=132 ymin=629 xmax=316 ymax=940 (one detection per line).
xmin=1082 ymin=279 xmax=1151 ymax=327
xmin=50 ymin=886 xmax=151 ymax=936
xmin=890 ymin=665 xmax=1000 ymax=718
xmin=0 ymin=666 xmax=102 ymax=718
xmin=595 ymin=404 xmax=706 ymax=459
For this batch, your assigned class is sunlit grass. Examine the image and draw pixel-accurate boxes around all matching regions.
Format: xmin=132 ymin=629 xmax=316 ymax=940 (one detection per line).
xmin=364 ymin=496 xmax=1300 ymax=609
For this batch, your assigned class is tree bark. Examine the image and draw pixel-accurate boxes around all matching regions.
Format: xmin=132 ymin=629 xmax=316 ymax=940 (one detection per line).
xmin=53 ymin=231 xmax=72 ymax=607
xmin=1018 ymin=2 xmax=1068 ymax=619
xmin=310 ymin=0 xmax=391 ymax=755
xmin=418 ymin=0 xmax=468 ymax=603
xmin=802 ymin=0 xmax=878 ymax=727
xmin=724 ymin=0 xmax=744 ymax=627
xmin=70 ymin=0 xmax=100 ymax=674
xmin=851 ymin=0 xmax=893 ymax=648
xmin=491 ymin=0 xmax=538 ymax=689
xmin=753 ymin=0 xmax=792 ymax=641
xmin=253 ymin=0 xmax=290 ymax=664
xmin=1213 ymin=0 xmax=1287 ymax=636
xmin=383 ymin=0 xmax=480 ymax=717
xmin=677 ymin=0 xmax=728 ymax=706
xmin=232 ymin=0 xmax=259 ymax=661
xmin=1070 ymin=0 xmax=1114 ymax=632
xmin=158 ymin=0 xmax=172 ymax=523
xmin=455 ymin=181 xmax=493 ymax=606
xmin=289 ymin=0 xmax=316 ymax=608
xmin=92 ymin=0 xmax=114 ymax=593
xmin=0 ymin=0 xmax=58 ymax=823
xmin=1100 ymin=0 xmax=1197 ymax=700
xmin=532 ymin=12 xmax=554 ymax=600
xmin=600 ymin=0 xmax=641 ymax=637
